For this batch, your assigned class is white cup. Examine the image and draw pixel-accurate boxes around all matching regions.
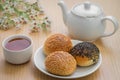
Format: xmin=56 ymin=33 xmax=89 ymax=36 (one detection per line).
xmin=2 ymin=34 xmax=33 ymax=64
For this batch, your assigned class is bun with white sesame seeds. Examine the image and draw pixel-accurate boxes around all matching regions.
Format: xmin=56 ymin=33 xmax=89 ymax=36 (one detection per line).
xmin=69 ymin=42 xmax=100 ymax=66
xmin=45 ymin=51 xmax=76 ymax=76
xmin=43 ymin=34 xmax=72 ymax=56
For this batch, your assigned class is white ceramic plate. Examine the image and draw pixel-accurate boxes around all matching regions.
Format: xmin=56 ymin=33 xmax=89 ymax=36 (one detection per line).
xmin=34 ymin=40 xmax=102 ymax=79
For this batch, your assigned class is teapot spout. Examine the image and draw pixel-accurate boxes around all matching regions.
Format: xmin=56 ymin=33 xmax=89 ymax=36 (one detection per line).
xmin=58 ymin=0 xmax=68 ymax=24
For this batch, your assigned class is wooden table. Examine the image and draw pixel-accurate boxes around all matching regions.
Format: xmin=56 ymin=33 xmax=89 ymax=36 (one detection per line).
xmin=0 ymin=0 xmax=120 ymax=80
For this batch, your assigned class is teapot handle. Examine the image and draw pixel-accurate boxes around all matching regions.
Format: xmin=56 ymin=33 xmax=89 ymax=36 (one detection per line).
xmin=101 ymin=16 xmax=119 ymax=37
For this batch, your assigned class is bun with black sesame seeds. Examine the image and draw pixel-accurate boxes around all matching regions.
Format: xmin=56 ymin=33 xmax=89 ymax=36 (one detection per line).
xmin=69 ymin=42 xmax=100 ymax=66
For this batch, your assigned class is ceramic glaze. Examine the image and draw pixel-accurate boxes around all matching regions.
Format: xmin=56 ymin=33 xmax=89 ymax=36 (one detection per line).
xmin=2 ymin=35 xmax=33 ymax=64
xmin=58 ymin=1 xmax=119 ymax=41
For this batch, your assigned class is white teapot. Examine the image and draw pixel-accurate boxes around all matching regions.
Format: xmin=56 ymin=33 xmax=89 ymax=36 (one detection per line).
xmin=58 ymin=0 xmax=119 ymax=41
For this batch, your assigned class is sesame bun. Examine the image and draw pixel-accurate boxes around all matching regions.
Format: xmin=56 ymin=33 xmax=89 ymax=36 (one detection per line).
xmin=69 ymin=42 xmax=99 ymax=66
xmin=45 ymin=51 xmax=76 ymax=76
xmin=43 ymin=34 xmax=72 ymax=56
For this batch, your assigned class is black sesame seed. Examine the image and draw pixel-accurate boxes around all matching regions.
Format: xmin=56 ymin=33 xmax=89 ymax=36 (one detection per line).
xmin=69 ymin=42 xmax=99 ymax=60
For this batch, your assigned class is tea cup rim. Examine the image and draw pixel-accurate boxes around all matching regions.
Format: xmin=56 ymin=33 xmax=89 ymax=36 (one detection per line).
xmin=2 ymin=34 xmax=33 ymax=53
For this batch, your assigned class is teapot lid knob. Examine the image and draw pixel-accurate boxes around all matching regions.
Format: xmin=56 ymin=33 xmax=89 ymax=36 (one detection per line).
xmin=71 ymin=1 xmax=103 ymax=17
xmin=84 ymin=1 xmax=91 ymax=10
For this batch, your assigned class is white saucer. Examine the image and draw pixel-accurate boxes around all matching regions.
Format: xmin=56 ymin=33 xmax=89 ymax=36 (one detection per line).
xmin=34 ymin=40 xmax=102 ymax=79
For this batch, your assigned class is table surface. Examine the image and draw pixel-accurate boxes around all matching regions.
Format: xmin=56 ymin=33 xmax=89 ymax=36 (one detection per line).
xmin=0 ymin=0 xmax=120 ymax=80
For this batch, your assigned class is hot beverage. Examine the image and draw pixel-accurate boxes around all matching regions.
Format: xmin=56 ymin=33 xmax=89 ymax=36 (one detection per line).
xmin=5 ymin=38 xmax=31 ymax=51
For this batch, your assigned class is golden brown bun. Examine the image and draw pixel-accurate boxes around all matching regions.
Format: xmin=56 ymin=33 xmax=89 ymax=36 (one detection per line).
xmin=69 ymin=42 xmax=99 ymax=66
xmin=43 ymin=34 xmax=72 ymax=56
xmin=75 ymin=56 xmax=94 ymax=66
xmin=45 ymin=51 xmax=76 ymax=76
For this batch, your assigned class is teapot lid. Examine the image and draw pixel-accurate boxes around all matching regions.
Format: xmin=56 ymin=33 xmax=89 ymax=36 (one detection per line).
xmin=71 ymin=1 xmax=103 ymax=18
